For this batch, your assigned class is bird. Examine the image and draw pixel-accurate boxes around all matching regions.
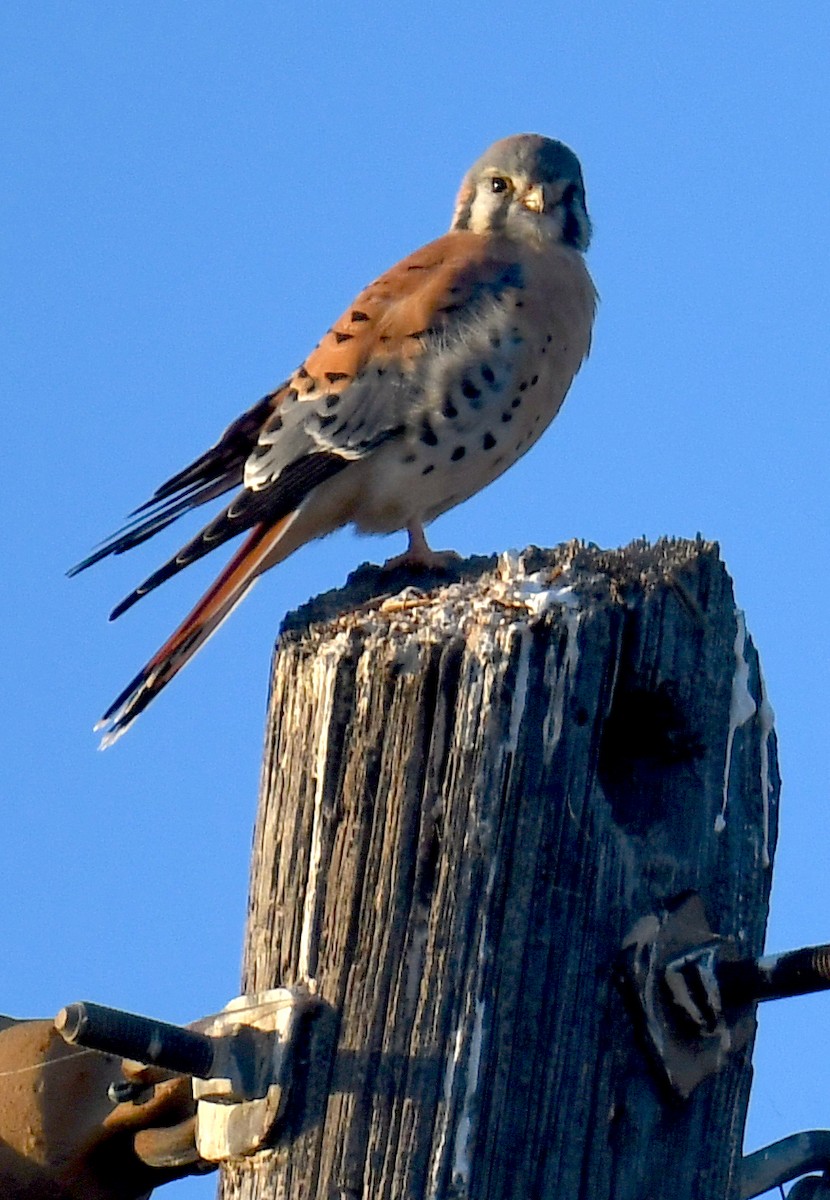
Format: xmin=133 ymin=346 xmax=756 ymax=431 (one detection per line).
xmin=70 ymin=133 xmax=597 ymax=746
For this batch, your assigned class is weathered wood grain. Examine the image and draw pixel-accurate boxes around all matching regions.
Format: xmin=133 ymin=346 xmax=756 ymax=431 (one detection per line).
xmin=220 ymin=539 xmax=780 ymax=1200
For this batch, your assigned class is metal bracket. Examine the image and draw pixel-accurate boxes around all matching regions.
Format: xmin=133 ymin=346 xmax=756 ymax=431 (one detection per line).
xmin=191 ymin=989 xmax=312 ymax=1161
xmin=55 ymin=987 xmax=320 ymax=1161
xmin=618 ymin=892 xmax=830 ymax=1098
xmin=618 ymin=892 xmax=753 ymax=1098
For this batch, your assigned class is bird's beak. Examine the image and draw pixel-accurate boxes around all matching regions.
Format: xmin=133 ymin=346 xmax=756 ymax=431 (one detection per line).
xmin=520 ymin=184 xmax=544 ymax=214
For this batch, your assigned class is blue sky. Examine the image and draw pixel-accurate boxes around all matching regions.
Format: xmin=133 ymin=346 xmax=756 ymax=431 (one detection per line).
xmin=3 ymin=4 xmax=829 ymax=1196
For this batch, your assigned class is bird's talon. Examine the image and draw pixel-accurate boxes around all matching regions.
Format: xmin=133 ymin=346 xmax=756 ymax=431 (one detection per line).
xmin=382 ymin=548 xmax=461 ymax=573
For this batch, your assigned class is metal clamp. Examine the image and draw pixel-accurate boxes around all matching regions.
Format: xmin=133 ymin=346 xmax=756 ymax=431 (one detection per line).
xmin=55 ymin=988 xmax=319 ymax=1161
xmin=618 ymin=892 xmax=830 ymax=1098
xmin=191 ymin=989 xmax=314 ymax=1161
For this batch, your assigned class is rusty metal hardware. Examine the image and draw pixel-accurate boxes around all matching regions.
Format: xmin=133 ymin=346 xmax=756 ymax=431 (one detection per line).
xmin=56 ymin=1000 xmax=216 ymax=1077
xmin=718 ymin=943 xmax=830 ymax=1005
xmin=619 ymin=892 xmax=830 ymax=1098
xmin=55 ymin=988 xmax=320 ymax=1162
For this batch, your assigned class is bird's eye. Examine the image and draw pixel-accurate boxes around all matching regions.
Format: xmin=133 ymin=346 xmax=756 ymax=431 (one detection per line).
xmin=489 ymin=176 xmax=510 ymax=194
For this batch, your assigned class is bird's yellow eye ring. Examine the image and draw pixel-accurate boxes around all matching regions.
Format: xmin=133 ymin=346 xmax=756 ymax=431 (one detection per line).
xmin=489 ymin=176 xmax=511 ymax=194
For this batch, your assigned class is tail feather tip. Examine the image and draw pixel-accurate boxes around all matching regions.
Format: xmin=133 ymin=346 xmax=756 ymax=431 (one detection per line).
xmin=95 ymin=705 xmax=140 ymax=749
xmin=94 ymin=665 xmax=155 ymax=748
xmin=97 ymin=725 xmax=129 ymax=751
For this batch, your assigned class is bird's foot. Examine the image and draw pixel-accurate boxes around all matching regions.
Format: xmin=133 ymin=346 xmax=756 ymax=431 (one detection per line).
xmin=382 ymin=546 xmax=461 ymax=573
xmin=382 ymin=523 xmax=461 ymax=573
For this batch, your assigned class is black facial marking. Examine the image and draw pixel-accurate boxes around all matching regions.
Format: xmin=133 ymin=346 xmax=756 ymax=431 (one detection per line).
xmin=422 ymin=464 xmax=435 ymax=475
xmin=442 ymin=396 xmax=459 ymax=419
xmin=318 ymin=413 xmax=338 ymax=430
xmin=325 ymin=371 xmax=350 ymax=383
xmin=511 ymin=397 xmax=521 ymax=409
xmin=530 ymin=375 xmax=539 ymax=386
xmin=560 ymin=184 xmax=584 ymax=248
xmin=440 ymin=303 xmax=462 ymax=314
xmin=334 ymin=331 xmax=353 ymax=344
xmin=297 ymin=367 xmax=309 ymax=379
xmin=420 ymin=419 xmax=439 ymax=447
xmin=489 ymin=334 xmax=501 ymax=348
xmin=270 ymin=414 xmax=284 ymax=430
xmin=377 ymin=368 xmax=386 ymax=377
xmin=451 ymin=446 xmax=466 ymax=461
xmin=325 ymin=394 xmax=340 ymax=409
xmin=351 ymin=310 xmax=370 ymax=322
xmin=563 ymin=209 xmax=583 ymax=246
xmin=483 ymin=432 xmax=496 ymax=450
xmin=501 ymin=411 xmax=513 ymax=423
xmin=481 ymin=365 xmax=496 ymax=385
xmin=461 ymin=379 xmax=481 ymax=401
xmin=519 ymin=381 xmax=528 ymax=392
xmin=402 ymin=452 xmax=417 ymax=464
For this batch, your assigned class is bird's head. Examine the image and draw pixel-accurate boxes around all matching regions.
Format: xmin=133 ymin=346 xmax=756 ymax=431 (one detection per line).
xmin=451 ymin=134 xmax=591 ymax=251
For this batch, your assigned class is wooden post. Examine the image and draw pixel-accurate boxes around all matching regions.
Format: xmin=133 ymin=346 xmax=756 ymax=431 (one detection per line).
xmin=220 ymin=538 xmax=780 ymax=1200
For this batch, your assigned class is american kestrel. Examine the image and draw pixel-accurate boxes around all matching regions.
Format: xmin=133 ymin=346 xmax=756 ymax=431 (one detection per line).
xmin=71 ymin=134 xmax=596 ymax=745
